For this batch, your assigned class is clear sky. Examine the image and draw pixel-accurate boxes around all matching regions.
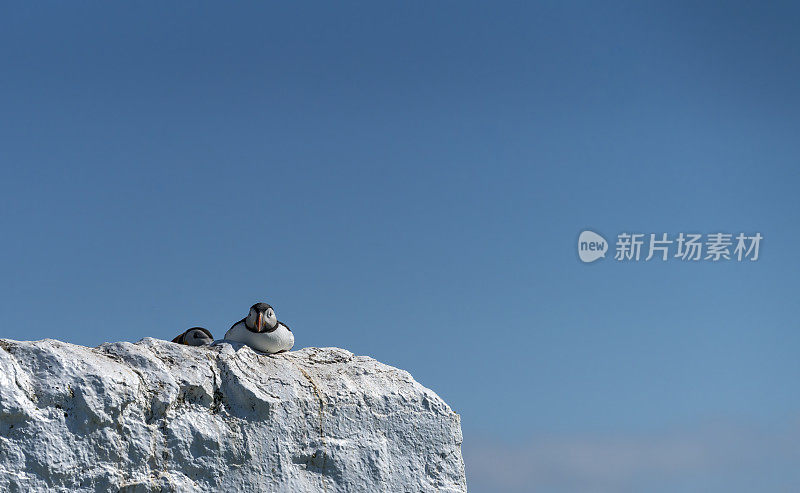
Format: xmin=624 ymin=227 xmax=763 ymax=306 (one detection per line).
xmin=2 ymin=2 xmax=799 ymax=491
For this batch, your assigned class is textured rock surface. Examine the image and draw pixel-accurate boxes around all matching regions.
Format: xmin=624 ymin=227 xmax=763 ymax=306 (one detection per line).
xmin=0 ymin=338 xmax=465 ymax=492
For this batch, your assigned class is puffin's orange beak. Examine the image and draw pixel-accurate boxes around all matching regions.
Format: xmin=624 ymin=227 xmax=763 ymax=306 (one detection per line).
xmin=256 ymin=312 xmax=263 ymax=333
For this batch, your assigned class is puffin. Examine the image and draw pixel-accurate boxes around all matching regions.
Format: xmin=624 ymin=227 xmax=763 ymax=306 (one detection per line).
xmin=224 ymin=302 xmax=294 ymax=354
xmin=172 ymin=327 xmax=214 ymax=346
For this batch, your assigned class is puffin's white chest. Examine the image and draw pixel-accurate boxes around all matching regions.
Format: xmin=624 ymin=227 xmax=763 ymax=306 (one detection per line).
xmin=224 ymin=321 xmax=294 ymax=354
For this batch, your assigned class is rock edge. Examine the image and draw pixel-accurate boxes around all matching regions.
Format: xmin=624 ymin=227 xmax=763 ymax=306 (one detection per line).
xmin=0 ymin=338 xmax=466 ymax=492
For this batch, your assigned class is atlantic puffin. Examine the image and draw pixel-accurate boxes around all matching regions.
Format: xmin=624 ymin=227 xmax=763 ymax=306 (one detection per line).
xmin=224 ymin=302 xmax=294 ymax=353
xmin=172 ymin=327 xmax=214 ymax=346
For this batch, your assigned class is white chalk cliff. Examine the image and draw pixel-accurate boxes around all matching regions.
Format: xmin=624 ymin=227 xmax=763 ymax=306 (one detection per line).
xmin=0 ymin=338 xmax=466 ymax=492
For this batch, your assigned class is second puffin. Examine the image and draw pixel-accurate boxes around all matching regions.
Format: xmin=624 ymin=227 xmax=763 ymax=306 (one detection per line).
xmin=224 ymin=302 xmax=294 ymax=354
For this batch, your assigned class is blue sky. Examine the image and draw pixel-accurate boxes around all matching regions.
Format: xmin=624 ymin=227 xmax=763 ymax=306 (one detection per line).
xmin=1 ymin=2 xmax=799 ymax=491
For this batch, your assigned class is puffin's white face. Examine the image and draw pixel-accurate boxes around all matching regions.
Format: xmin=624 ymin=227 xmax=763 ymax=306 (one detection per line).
xmin=185 ymin=328 xmax=213 ymax=346
xmin=247 ymin=305 xmax=277 ymax=332
xmin=265 ymin=307 xmax=277 ymax=328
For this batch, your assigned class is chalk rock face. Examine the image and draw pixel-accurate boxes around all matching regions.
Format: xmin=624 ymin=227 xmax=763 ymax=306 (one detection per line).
xmin=0 ymin=338 xmax=465 ymax=492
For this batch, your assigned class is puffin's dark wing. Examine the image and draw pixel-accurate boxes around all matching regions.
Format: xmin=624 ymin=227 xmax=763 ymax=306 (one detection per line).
xmin=171 ymin=333 xmax=185 ymax=344
xmin=279 ymin=321 xmax=291 ymax=332
xmin=229 ymin=318 xmax=246 ymax=331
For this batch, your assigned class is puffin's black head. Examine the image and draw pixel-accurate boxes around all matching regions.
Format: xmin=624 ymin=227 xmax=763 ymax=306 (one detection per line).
xmin=246 ymin=302 xmax=277 ymax=333
xmin=252 ymin=302 xmax=271 ymax=312
xmin=172 ymin=327 xmax=214 ymax=346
